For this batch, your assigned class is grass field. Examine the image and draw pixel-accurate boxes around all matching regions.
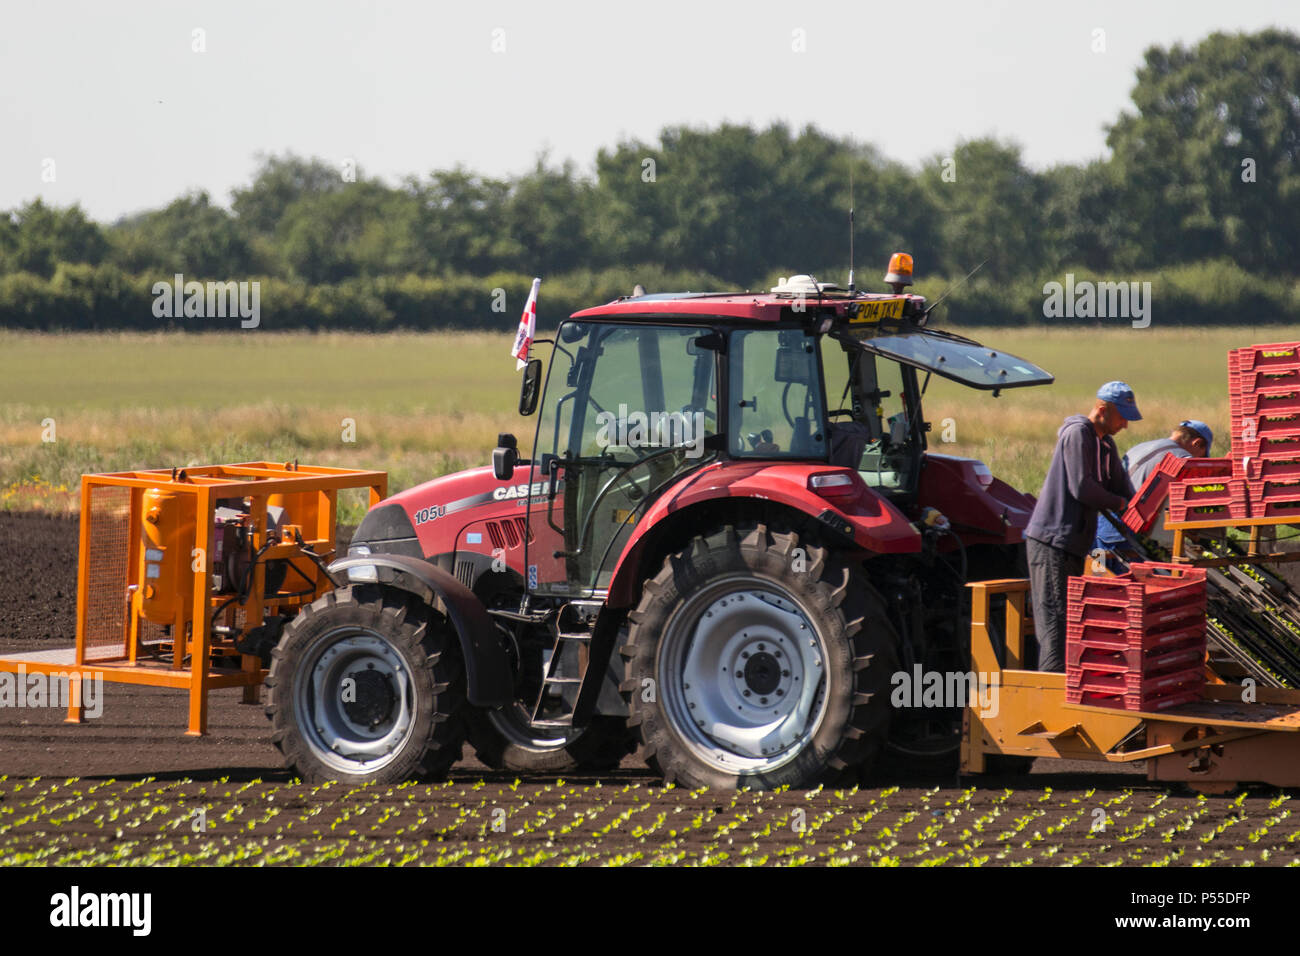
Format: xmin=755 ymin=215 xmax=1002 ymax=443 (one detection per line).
xmin=2 ymin=326 xmax=1297 ymax=516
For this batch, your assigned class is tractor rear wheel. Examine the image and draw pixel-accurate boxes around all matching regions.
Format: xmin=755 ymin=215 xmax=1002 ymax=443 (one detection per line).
xmin=622 ymin=524 xmax=897 ymax=790
xmin=466 ymin=708 xmax=634 ymax=773
xmin=264 ymin=584 xmax=465 ymax=784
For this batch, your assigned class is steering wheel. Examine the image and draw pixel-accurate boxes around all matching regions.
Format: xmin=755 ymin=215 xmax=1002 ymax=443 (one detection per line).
xmin=827 ymin=408 xmax=855 ymax=419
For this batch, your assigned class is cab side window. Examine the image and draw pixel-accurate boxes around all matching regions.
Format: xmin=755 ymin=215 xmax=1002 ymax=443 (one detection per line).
xmin=729 ymin=328 xmax=827 ymax=458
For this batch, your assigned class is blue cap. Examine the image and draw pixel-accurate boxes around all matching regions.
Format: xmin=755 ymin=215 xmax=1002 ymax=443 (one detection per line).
xmin=1097 ymin=381 xmax=1142 ymax=421
xmin=1180 ymin=420 xmax=1213 ymax=453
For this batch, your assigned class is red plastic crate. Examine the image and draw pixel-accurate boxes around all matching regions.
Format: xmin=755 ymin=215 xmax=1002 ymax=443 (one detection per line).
xmin=1065 ymin=685 xmax=1201 ymax=712
xmin=1230 ymin=391 xmax=1300 ymax=418
xmin=1068 ymin=600 xmax=1205 ymax=630
xmin=1167 ymin=478 xmax=1250 ymax=522
xmin=1122 ymin=467 xmax=1173 ymax=534
xmin=1067 ymin=662 xmax=1204 ymax=697
xmin=1065 ymin=619 xmax=1206 ymax=651
xmin=1247 ymin=478 xmax=1300 ymax=502
xmin=1231 ymin=367 xmax=1300 ymax=397
xmin=1070 ymin=561 xmax=1206 ymax=598
xmin=1230 ymin=412 xmax=1300 ymax=440
xmin=1252 ymin=500 xmax=1300 ymax=519
xmin=1156 ymin=456 xmax=1233 ymax=480
xmin=1067 ymin=563 xmax=1206 ymax=608
xmin=1229 ymin=343 xmax=1300 ymax=375
xmin=1239 ymin=457 xmax=1300 ymax=482
xmin=1233 ymin=432 xmax=1300 ymax=461
xmin=1233 ymin=431 xmax=1300 ymax=461
xmin=1066 ymin=637 xmax=1204 ymax=674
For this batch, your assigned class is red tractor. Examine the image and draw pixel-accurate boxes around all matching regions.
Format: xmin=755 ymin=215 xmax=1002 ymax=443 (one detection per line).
xmin=263 ymin=259 xmax=1054 ymax=789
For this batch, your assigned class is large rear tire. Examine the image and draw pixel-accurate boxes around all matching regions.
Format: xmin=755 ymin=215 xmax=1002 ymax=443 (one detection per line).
xmin=622 ymin=524 xmax=897 ymax=790
xmin=264 ymin=584 xmax=465 ymax=784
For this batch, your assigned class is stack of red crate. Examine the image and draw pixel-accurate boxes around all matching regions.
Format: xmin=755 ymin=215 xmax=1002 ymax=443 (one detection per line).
xmin=1065 ymin=562 xmax=1207 ymax=711
xmin=1228 ymin=343 xmax=1300 ymax=519
xmin=1121 ymin=343 xmax=1300 ymax=529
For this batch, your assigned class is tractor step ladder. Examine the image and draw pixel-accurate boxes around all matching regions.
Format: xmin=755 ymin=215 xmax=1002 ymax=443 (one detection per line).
xmin=530 ymin=599 xmax=603 ymax=727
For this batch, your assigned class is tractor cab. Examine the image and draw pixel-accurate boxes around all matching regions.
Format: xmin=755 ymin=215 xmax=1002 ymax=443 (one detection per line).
xmin=520 ymin=267 xmax=1053 ymax=601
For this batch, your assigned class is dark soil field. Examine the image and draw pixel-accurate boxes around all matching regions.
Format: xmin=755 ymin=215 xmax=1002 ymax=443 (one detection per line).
xmin=1 ymin=512 xmax=1297 ymax=866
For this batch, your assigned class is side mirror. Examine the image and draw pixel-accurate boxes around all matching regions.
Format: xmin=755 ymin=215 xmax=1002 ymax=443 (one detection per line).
xmin=493 ymin=433 xmax=518 ymax=481
xmin=519 ymin=358 xmax=543 ymax=416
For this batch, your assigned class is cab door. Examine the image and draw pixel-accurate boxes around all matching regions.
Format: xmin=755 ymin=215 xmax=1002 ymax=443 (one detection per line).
xmin=525 ymin=322 xmax=718 ymax=596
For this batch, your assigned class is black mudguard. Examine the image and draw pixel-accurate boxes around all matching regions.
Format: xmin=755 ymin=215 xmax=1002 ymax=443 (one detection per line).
xmin=328 ymin=553 xmax=513 ymax=707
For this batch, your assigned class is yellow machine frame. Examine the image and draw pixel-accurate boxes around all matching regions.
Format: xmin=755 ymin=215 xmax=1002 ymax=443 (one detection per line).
xmin=0 ymin=462 xmax=386 ymax=736
xmin=962 ymin=577 xmax=1300 ymax=792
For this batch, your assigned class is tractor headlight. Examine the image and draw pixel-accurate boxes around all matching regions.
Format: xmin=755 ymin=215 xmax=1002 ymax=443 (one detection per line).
xmin=346 ymin=544 xmax=379 ymax=583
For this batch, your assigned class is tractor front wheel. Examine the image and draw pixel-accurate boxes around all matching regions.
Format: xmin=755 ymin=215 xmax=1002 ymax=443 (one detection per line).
xmin=264 ymin=584 xmax=465 ymax=784
xmin=622 ymin=524 xmax=897 ymax=790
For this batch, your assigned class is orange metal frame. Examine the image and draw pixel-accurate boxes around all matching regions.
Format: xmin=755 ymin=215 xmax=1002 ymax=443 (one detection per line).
xmin=0 ymin=462 xmax=386 ymax=736
xmin=962 ymin=579 xmax=1300 ymax=791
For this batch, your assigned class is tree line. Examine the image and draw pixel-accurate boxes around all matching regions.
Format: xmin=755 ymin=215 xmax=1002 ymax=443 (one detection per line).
xmin=2 ymin=28 xmax=1298 ymax=329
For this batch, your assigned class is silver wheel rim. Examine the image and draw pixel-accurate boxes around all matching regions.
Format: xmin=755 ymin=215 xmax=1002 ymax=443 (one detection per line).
xmin=294 ymin=627 xmax=418 ymax=775
xmin=485 ymin=703 xmax=580 ymax=751
xmin=659 ymin=575 xmax=828 ymax=774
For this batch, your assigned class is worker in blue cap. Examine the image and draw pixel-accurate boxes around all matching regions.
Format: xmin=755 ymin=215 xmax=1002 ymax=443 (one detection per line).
xmin=1024 ymin=382 xmax=1141 ymax=671
xmin=1094 ymin=419 xmax=1213 ymax=561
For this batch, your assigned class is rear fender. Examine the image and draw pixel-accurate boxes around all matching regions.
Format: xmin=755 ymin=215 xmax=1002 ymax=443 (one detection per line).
xmin=328 ymin=553 xmax=512 ymax=707
xmin=917 ymin=454 xmax=1034 ymax=544
xmin=606 ymin=462 xmax=921 ymax=607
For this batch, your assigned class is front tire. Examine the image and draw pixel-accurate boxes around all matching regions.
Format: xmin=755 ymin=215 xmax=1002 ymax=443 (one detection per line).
xmin=264 ymin=585 xmax=466 ymax=784
xmin=622 ymin=524 xmax=897 ymax=790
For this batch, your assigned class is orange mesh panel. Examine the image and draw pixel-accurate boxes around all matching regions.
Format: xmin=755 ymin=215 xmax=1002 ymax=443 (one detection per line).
xmin=83 ymin=484 xmax=130 ymax=659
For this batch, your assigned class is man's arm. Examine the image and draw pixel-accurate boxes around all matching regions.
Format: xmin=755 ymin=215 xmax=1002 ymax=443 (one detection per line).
xmin=1062 ymin=424 xmax=1130 ymax=513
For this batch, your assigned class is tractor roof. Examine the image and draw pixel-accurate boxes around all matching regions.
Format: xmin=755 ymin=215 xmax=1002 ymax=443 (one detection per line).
xmin=571 ymin=291 xmax=926 ymax=324
xmin=568 ymin=290 xmax=1055 ymax=391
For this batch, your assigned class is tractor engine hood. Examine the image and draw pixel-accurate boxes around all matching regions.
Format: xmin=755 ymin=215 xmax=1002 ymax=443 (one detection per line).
xmin=353 ymin=465 xmax=534 ymax=557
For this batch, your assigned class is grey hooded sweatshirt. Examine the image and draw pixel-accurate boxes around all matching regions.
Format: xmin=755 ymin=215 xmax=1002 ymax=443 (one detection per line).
xmin=1024 ymin=414 xmax=1133 ymax=557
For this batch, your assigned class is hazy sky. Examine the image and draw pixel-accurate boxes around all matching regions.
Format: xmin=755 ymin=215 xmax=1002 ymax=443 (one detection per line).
xmin=2 ymin=0 xmax=1297 ymax=222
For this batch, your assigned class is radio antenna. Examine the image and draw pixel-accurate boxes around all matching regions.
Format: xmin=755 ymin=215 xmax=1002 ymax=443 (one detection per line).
xmin=847 ymin=163 xmax=856 ymax=294
xmin=924 ymin=258 xmax=987 ymax=319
